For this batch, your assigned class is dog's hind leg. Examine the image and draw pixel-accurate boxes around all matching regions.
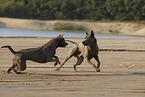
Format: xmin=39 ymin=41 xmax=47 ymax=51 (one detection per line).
xmin=7 ymin=64 xmax=16 ymax=74
xmin=56 ymin=45 xmax=78 ymax=71
xmin=13 ymin=58 xmax=27 ymax=74
xmin=13 ymin=67 xmax=21 ymax=74
xmin=7 ymin=59 xmax=17 ymax=74
xmin=56 ymin=55 xmax=73 ymax=71
xmin=73 ymin=55 xmax=84 ymax=71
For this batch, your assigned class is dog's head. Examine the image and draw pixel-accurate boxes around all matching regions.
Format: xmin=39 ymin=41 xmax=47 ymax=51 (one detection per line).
xmin=57 ymin=34 xmax=68 ymax=47
xmin=82 ymin=30 xmax=96 ymax=46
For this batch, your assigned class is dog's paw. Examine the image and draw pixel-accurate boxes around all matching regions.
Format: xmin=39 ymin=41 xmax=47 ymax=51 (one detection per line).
xmin=55 ymin=68 xmax=59 ymax=71
xmin=54 ymin=62 xmax=57 ymax=66
xmin=54 ymin=61 xmax=61 ymax=66
xmin=6 ymin=69 xmax=11 ymax=74
xmin=74 ymin=70 xmax=79 ymax=72
xmin=96 ymin=68 xmax=100 ymax=72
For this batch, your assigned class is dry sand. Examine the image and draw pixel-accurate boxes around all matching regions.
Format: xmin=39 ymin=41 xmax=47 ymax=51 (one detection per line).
xmin=0 ymin=37 xmax=145 ymax=97
xmin=0 ymin=17 xmax=145 ymax=36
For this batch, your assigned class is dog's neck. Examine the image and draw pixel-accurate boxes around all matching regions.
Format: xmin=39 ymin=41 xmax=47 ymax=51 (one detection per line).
xmin=42 ymin=38 xmax=59 ymax=50
xmin=87 ymin=38 xmax=98 ymax=49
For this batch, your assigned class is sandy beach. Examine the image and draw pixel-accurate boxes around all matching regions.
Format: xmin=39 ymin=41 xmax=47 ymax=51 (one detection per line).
xmin=0 ymin=17 xmax=145 ymax=36
xmin=0 ymin=37 xmax=145 ymax=97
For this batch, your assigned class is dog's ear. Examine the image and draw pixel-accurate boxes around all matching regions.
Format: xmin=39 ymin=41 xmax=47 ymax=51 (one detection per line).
xmin=58 ymin=33 xmax=61 ymax=36
xmin=86 ymin=32 xmax=89 ymax=35
xmin=61 ymin=33 xmax=64 ymax=37
xmin=84 ymin=32 xmax=89 ymax=39
xmin=58 ymin=33 xmax=63 ymax=37
xmin=57 ymin=33 xmax=64 ymax=39
xmin=91 ymin=30 xmax=94 ymax=37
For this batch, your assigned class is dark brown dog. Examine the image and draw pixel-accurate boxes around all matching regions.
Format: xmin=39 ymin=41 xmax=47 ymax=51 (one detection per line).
xmin=56 ymin=30 xmax=101 ymax=72
xmin=1 ymin=34 xmax=68 ymax=74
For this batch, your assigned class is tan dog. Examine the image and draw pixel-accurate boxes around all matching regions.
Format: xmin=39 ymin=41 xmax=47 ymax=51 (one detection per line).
xmin=1 ymin=34 xmax=68 ymax=74
xmin=56 ymin=30 xmax=101 ymax=72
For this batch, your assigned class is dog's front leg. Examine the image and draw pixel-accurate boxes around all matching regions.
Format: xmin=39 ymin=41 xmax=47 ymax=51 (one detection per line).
xmin=53 ymin=56 xmax=60 ymax=66
xmin=85 ymin=57 xmax=100 ymax=72
xmin=45 ymin=57 xmax=60 ymax=66
xmin=94 ymin=56 xmax=101 ymax=68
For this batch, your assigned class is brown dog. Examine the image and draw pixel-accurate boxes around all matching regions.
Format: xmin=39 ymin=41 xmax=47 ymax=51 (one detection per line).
xmin=56 ymin=30 xmax=101 ymax=72
xmin=1 ymin=34 xmax=68 ymax=74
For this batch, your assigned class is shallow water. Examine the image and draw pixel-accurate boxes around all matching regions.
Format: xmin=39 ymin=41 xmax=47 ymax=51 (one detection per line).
xmin=0 ymin=28 xmax=144 ymax=38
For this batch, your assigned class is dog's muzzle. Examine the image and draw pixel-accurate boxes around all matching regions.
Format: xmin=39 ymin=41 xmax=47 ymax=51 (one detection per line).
xmin=82 ymin=41 xmax=87 ymax=46
xmin=65 ymin=42 xmax=68 ymax=47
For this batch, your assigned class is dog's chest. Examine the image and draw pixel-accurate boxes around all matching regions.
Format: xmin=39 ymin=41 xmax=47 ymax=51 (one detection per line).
xmin=85 ymin=46 xmax=99 ymax=56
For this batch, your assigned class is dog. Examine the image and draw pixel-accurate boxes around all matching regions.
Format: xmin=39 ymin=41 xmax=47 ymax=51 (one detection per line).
xmin=1 ymin=34 xmax=68 ymax=74
xmin=56 ymin=30 xmax=101 ymax=72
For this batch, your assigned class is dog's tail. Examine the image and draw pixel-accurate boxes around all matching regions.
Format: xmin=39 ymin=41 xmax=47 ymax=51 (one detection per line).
xmin=1 ymin=45 xmax=16 ymax=54
xmin=66 ymin=40 xmax=77 ymax=44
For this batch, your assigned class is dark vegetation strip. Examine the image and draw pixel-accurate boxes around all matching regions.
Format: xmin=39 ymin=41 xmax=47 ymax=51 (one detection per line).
xmin=0 ymin=0 xmax=144 ymax=21
xmin=100 ymin=49 xmax=145 ymax=52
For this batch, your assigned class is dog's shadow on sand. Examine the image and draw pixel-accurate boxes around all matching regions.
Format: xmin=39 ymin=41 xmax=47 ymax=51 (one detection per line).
xmin=27 ymin=66 xmax=145 ymax=77
xmin=1 ymin=67 xmax=145 ymax=77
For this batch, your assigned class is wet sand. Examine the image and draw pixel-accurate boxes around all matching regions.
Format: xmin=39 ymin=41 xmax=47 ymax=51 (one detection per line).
xmin=0 ymin=37 xmax=145 ymax=97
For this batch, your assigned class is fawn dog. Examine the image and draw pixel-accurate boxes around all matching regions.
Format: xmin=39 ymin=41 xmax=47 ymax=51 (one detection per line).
xmin=56 ymin=30 xmax=101 ymax=72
